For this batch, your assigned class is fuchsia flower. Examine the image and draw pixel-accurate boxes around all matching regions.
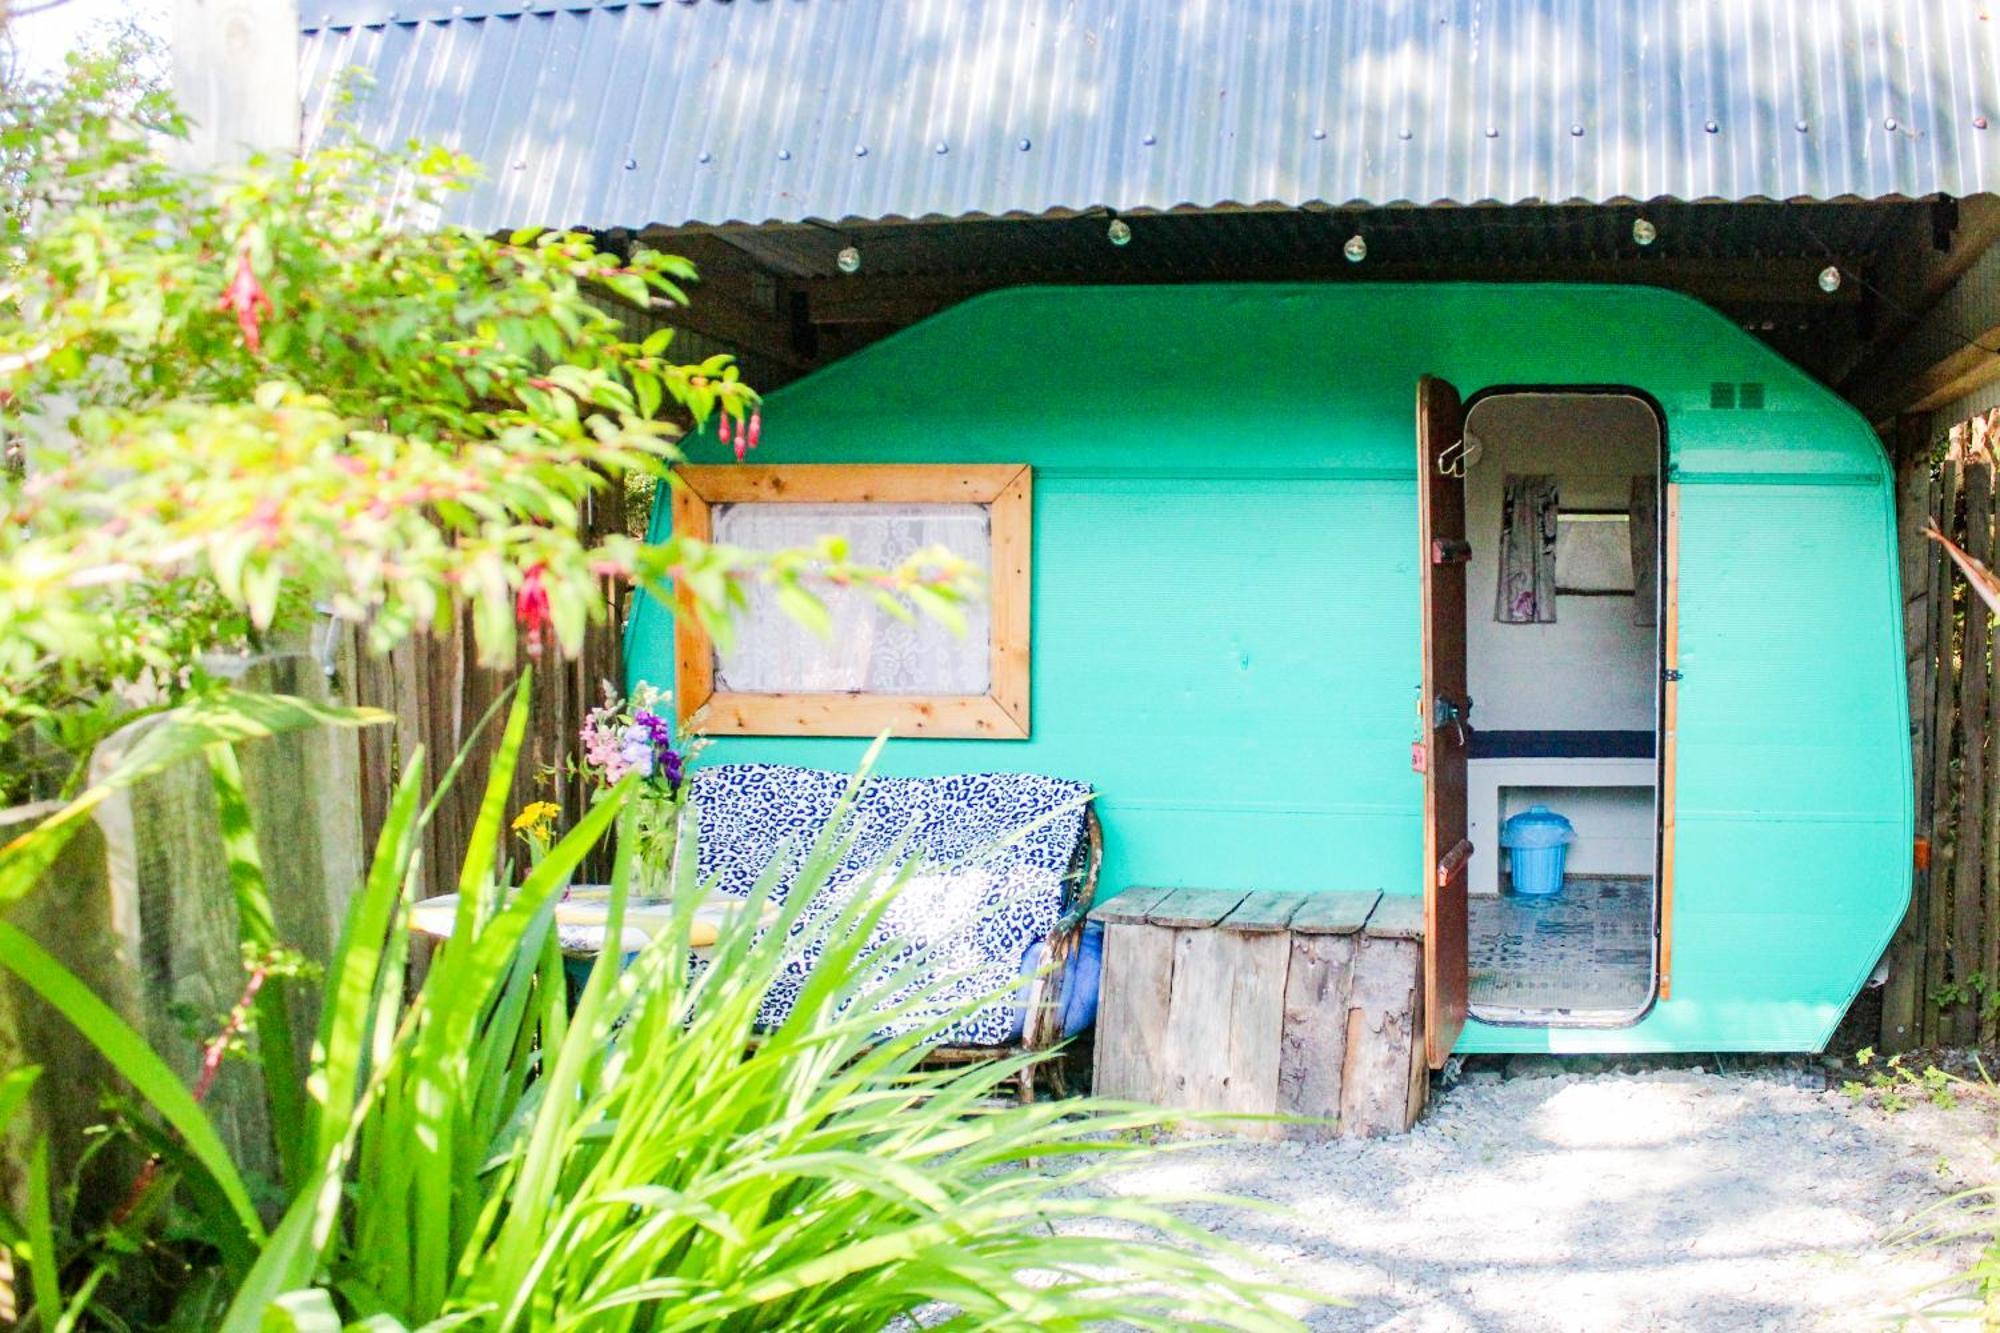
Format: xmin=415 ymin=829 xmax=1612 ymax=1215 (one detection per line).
xmin=516 ymin=563 xmax=551 ymax=657
xmin=218 ymin=243 xmax=272 ymax=354
xmin=746 ymin=410 xmax=761 ymax=452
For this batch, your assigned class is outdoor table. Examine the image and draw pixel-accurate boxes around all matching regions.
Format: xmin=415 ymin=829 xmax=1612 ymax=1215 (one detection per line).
xmin=409 ymin=886 xmax=773 ymax=958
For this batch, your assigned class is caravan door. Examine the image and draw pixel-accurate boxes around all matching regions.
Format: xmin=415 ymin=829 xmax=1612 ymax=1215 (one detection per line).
xmin=1418 ymin=374 xmax=1471 ymax=1068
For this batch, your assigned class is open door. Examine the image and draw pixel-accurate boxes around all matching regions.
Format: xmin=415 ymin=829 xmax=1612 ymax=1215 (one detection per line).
xmin=1417 ymin=375 xmax=1471 ymax=1068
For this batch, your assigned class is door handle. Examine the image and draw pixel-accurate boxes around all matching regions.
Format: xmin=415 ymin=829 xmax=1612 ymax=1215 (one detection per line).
xmin=1432 ymin=693 xmax=1473 ymax=748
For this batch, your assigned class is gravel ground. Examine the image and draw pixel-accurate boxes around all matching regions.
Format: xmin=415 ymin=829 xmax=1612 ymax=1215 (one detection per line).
xmin=1083 ymin=1061 xmax=2000 ymax=1331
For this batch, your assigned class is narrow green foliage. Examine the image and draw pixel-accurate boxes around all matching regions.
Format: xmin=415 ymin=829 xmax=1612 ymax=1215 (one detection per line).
xmin=13 ymin=705 xmax=1314 ymax=1329
xmin=205 ymin=743 xmax=308 ymax=1191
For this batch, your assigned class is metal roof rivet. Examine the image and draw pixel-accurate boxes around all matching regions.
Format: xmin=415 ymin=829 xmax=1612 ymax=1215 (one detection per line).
xmin=623 ymin=157 xmax=637 ymax=170
xmin=1143 ymin=133 xmax=1157 ymax=146
xmin=697 ymin=151 xmax=712 ymax=164
xmin=854 ymin=145 xmax=868 ymax=158
xmin=1704 ymin=119 xmax=1719 ymax=134
xmin=1018 ymin=138 xmax=1033 ymax=151
xmin=1885 ymin=116 xmax=1899 ymax=131
xmin=1312 ymin=128 xmax=1327 ymax=140
xmin=1399 ymin=128 xmax=1413 ymax=140
xmin=512 ymin=160 xmax=526 ymax=171
xmin=1978 ymin=116 xmax=1991 ymax=130
xmin=1484 ymin=125 xmax=1498 ymax=138
xmin=1795 ymin=119 xmax=1810 ymax=133
xmin=777 ymin=148 xmax=792 ymax=160
xmin=1570 ymin=123 xmax=1584 ymax=137
xmin=935 ymin=141 xmax=949 ymax=154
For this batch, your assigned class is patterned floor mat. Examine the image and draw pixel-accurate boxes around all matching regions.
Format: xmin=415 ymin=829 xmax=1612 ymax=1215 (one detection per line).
xmin=1469 ymin=876 xmax=1654 ymax=1018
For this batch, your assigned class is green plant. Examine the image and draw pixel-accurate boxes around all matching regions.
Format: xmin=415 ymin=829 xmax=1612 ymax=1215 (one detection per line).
xmin=0 ymin=45 xmax=978 ymax=804
xmin=1844 ymin=1048 xmax=1970 ymax=1115
xmin=2 ymin=685 xmax=1314 ymax=1329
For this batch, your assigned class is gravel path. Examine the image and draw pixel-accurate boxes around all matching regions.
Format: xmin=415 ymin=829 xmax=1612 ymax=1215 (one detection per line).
xmin=1089 ymin=1063 xmax=1999 ymax=1330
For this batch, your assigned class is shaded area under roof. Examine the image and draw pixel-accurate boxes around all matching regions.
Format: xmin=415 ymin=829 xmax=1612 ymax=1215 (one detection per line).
xmin=301 ymin=0 xmax=2000 ymax=234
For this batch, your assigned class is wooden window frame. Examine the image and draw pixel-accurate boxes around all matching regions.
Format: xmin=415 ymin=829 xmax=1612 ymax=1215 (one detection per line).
xmin=671 ymin=464 xmax=1032 ymax=739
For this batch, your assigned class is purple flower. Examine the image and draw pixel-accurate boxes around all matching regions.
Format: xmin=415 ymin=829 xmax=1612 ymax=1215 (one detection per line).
xmin=632 ymin=710 xmax=683 ymax=793
xmin=618 ymin=727 xmax=656 ymax=778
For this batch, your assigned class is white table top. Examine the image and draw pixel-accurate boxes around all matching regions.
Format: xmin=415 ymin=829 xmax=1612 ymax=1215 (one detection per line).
xmin=409 ymin=885 xmax=773 ymax=956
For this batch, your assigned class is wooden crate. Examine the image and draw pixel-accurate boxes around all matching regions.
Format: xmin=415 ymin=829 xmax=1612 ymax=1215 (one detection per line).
xmin=1090 ymin=888 xmax=1426 ymax=1138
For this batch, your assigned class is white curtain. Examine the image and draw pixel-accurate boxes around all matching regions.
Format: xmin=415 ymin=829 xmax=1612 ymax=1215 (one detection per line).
xmin=712 ymin=502 xmax=992 ymax=695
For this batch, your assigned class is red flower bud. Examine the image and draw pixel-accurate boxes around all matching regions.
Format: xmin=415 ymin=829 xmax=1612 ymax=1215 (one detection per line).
xmin=218 ymin=243 xmax=273 ymax=354
xmin=747 ymin=410 xmax=761 ymax=450
xmin=516 ymin=563 xmax=552 ymax=658
xmin=717 ymin=412 xmax=731 ymax=446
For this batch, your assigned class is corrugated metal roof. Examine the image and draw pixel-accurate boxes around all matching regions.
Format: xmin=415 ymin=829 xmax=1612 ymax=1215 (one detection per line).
xmin=301 ymin=0 xmax=2000 ymax=232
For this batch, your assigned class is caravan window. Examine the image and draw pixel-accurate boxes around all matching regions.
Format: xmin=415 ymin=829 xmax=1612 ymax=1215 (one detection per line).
xmin=669 ymin=464 xmax=1032 ymax=739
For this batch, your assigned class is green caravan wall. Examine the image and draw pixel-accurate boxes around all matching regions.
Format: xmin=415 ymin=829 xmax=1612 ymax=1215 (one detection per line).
xmin=628 ymin=284 xmax=1912 ymax=1055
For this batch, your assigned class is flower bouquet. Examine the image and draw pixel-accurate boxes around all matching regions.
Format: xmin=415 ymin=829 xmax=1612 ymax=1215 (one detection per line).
xmin=578 ymin=682 xmax=697 ymax=898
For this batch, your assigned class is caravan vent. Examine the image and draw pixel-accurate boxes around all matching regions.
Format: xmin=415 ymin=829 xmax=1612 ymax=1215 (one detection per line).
xmin=1709 ymin=382 xmax=1736 ymax=409
xmin=1738 ymin=382 xmax=1767 ymax=409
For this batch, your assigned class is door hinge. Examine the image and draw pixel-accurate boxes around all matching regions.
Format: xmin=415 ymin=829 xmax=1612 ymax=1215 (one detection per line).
xmin=1663 ymin=668 xmax=1684 ymax=683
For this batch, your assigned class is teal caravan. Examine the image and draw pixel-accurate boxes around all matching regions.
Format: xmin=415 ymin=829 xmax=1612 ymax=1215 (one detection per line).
xmin=626 ymin=283 xmax=1912 ymax=1061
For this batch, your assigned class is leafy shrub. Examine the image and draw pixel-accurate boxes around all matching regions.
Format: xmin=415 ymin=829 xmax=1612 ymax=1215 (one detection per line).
xmin=2 ymin=686 xmax=1309 ymax=1330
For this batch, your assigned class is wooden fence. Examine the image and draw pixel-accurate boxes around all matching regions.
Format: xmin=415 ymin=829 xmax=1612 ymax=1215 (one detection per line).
xmin=344 ymin=486 xmax=630 ymax=899
xmin=1884 ymin=410 xmax=2000 ymax=1049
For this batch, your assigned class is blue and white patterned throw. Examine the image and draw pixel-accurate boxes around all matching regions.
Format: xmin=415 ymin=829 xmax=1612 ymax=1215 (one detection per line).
xmin=685 ymin=764 xmax=1092 ymax=1046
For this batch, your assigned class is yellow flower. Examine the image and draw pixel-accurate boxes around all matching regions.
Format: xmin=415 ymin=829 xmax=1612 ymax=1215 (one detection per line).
xmin=512 ymin=801 xmax=561 ymax=840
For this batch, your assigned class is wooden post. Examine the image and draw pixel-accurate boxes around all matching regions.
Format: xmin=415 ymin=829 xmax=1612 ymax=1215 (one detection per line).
xmin=1926 ymin=459 xmax=1964 ymax=1045
xmin=1955 ymin=461 xmax=1991 ymax=1043
xmin=1883 ymin=414 xmax=1937 ymax=1051
xmin=90 ymin=653 xmax=364 ymax=1187
xmin=0 ymin=653 xmax=362 ymax=1223
xmin=171 ymin=0 xmax=302 ymax=168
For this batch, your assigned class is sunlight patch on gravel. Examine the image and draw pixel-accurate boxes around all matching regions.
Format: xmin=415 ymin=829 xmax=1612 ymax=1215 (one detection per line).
xmin=1072 ymin=1066 xmax=1993 ymax=1331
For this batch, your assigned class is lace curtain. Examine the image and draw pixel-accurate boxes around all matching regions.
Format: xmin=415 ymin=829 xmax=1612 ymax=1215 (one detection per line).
xmin=712 ymin=502 xmax=992 ymax=695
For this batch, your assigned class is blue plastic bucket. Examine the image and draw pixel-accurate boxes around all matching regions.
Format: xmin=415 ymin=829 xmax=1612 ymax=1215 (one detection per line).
xmin=1500 ymin=805 xmax=1576 ymax=897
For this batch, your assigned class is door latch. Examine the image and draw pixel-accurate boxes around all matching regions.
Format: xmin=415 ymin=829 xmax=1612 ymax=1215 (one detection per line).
xmin=1431 ymin=693 xmax=1473 ymax=748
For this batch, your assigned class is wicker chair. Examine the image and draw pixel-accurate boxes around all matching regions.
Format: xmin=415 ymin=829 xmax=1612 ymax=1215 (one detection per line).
xmin=922 ymin=804 xmax=1103 ymax=1103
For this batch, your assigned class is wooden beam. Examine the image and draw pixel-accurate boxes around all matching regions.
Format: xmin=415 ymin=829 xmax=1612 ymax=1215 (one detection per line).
xmin=803 ymin=258 xmax=1856 ymax=326
xmin=1844 ymin=198 xmax=2000 ymax=424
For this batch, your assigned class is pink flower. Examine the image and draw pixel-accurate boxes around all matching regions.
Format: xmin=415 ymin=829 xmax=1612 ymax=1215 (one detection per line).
xmin=516 ymin=564 xmax=551 ymax=657
xmin=746 ymin=410 xmax=761 ymax=452
xmin=219 ymin=243 xmax=272 ymax=354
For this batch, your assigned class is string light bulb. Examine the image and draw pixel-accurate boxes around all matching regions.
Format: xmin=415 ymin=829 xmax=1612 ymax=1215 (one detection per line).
xmin=1632 ymin=217 xmax=1658 ymax=246
xmin=835 ymin=246 xmax=862 ymax=274
xmin=1106 ymin=217 xmax=1132 ymax=247
xmin=1817 ymin=264 xmax=1843 ymax=293
xmin=1343 ymin=234 xmax=1368 ymax=262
